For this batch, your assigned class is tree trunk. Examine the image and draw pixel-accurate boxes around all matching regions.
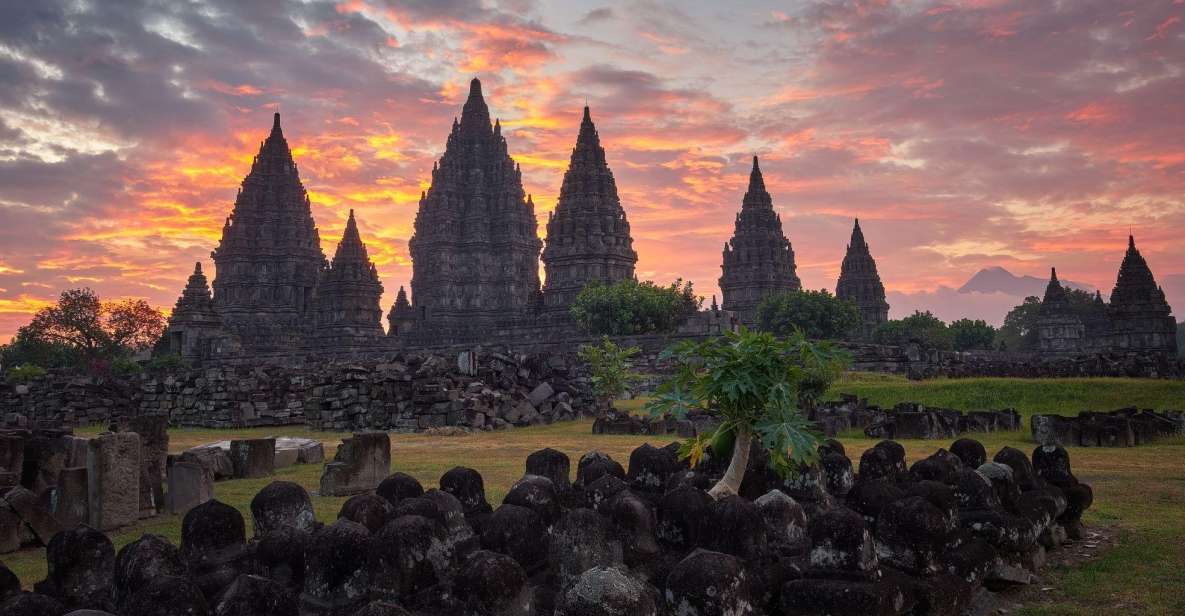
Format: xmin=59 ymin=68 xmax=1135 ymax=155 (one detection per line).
xmin=708 ymin=426 xmax=752 ymax=499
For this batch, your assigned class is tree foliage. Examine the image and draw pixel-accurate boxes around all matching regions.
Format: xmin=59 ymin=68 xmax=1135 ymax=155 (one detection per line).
xmin=577 ymin=336 xmax=641 ymax=404
xmin=949 ymin=318 xmax=997 ymax=351
xmin=2 ymin=288 xmax=165 ymax=372
xmin=756 ymin=289 xmax=861 ymax=340
xmin=645 ymin=328 xmax=850 ymax=499
xmin=873 ymin=310 xmax=953 ymax=350
xmin=570 ymin=278 xmax=701 ymax=336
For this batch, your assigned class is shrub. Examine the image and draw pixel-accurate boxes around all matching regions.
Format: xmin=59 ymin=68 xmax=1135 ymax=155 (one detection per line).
xmin=570 ymin=278 xmax=701 ymax=336
xmin=949 ymin=318 xmax=997 ymax=351
xmin=6 ymin=364 xmax=47 ymax=383
xmin=874 ymin=311 xmax=953 ymax=350
xmin=756 ymin=289 xmax=861 ymax=340
xmin=577 ymin=337 xmax=641 ymax=406
xmin=645 ymin=328 xmax=850 ymax=498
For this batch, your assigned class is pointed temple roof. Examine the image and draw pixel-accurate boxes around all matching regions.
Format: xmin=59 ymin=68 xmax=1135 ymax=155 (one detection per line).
xmin=174 ymin=262 xmax=215 ymax=315
xmin=408 ymin=77 xmax=542 ymax=325
xmin=1110 ymin=235 xmax=1168 ymax=307
xmin=540 ymin=105 xmax=637 ymax=311
xmin=210 ymin=112 xmax=327 ymax=341
xmin=836 ymin=218 xmax=889 ymax=331
xmin=329 ymin=209 xmax=373 ymax=270
xmin=719 ymin=156 xmax=801 ymax=321
xmin=1038 ymin=267 xmax=1072 ymax=316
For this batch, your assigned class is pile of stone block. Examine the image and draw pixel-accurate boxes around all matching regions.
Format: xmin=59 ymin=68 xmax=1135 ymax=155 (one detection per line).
xmin=0 ymin=417 xmax=167 ymax=554
xmin=810 ymin=397 xmax=1022 ymax=439
xmin=1031 ymin=408 xmax=1184 ymax=447
xmin=2 ymin=435 xmax=1097 ymax=615
xmin=591 ymin=407 xmax=720 ymax=437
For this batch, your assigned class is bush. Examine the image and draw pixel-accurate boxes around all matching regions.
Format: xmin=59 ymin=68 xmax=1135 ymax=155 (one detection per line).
xmin=146 ymin=353 xmax=189 ymax=371
xmin=577 ymin=337 xmax=641 ymax=405
xmin=6 ymin=364 xmax=47 ymax=383
xmin=949 ymin=319 xmax=997 ymax=351
xmin=756 ymin=289 xmax=861 ymax=340
xmin=570 ymin=278 xmax=701 ymax=336
xmin=645 ymin=328 xmax=850 ymax=498
xmin=873 ymin=311 xmax=952 ymax=350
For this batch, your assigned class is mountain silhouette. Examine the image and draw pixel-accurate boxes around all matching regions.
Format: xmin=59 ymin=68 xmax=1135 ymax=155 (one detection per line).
xmin=957 ymin=266 xmax=1094 ymax=297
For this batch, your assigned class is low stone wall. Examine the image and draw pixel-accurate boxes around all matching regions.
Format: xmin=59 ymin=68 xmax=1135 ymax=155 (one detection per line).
xmin=811 ymin=396 xmax=1022 ymax=439
xmin=0 ymin=350 xmax=597 ymax=431
xmin=1031 ymin=408 xmax=1184 ymax=447
xmin=1 ymin=436 xmax=1096 ymax=615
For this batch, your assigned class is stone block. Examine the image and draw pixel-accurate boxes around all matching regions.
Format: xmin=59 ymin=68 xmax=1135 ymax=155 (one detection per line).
xmin=52 ymin=466 xmax=88 ymax=529
xmin=0 ymin=501 xmax=20 ymax=553
xmin=273 ymin=447 xmax=299 ymax=469
xmin=86 ymin=432 xmax=141 ymax=532
xmin=166 ymin=461 xmax=213 ymax=515
xmin=319 ymin=432 xmax=390 ymax=497
xmin=230 ymin=438 xmax=275 ymax=479
xmin=527 ymin=382 xmax=554 ymax=408
xmin=4 ymin=485 xmax=61 ymax=545
xmin=0 ymin=435 xmax=26 ymax=474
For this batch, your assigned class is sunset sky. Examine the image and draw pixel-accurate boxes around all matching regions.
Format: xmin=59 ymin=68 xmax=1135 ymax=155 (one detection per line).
xmin=1 ymin=0 xmax=1183 ymax=341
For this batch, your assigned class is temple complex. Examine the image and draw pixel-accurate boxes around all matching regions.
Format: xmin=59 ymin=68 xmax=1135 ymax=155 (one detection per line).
xmin=313 ymin=209 xmax=385 ymax=345
xmin=386 ymin=286 xmax=416 ymax=337
xmin=1037 ymin=236 xmax=1177 ymax=357
xmin=209 ymin=113 xmax=326 ymax=350
xmin=835 ymin=218 xmax=889 ymax=338
xmin=719 ymin=156 xmax=801 ymax=325
xmin=407 ymin=78 xmax=543 ymax=339
xmin=541 ymin=106 xmax=637 ymax=313
xmin=159 ymin=263 xmax=231 ymax=358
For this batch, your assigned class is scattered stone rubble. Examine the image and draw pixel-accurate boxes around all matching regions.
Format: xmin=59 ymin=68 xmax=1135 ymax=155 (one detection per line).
xmin=812 ymin=395 xmax=1022 ymax=439
xmin=591 ymin=407 xmax=720 ymax=437
xmin=0 ymin=351 xmax=597 ymax=433
xmin=0 ymin=417 xmax=170 ymax=554
xmin=1031 ymin=408 xmax=1184 ymax=447
xmin=0 ymin=437 xmax=1095 ymax=615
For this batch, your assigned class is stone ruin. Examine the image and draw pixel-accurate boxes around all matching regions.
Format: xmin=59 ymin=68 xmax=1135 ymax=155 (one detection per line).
xmin=1031 ymin=408 xmax=1184 ymax=447
xmin=591 ymin=407 xmax=720 ymax=438
xmin=813 ymin=396 xmax=1022 ymax=440
xmin=0 ymin=436 xmax=1096 ymax=615
xmin=0 ymin=350 xmax=597 ymax=433
xmin=0 ymin=416 xmax=169 ymax=555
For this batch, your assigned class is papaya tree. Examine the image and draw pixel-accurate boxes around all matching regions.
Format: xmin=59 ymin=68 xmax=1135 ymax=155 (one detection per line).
xmin=645 ymin=328 xmax=849 ymax=499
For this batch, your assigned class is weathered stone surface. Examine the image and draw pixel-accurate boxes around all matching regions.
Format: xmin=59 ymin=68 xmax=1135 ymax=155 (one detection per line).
xmin=367 ymin=514 xmax=449 ymax=606
xmin=503 ymin=475 xmax=560 ymax=527
xmin=481 ymin=504 xmax=548 ymax=573
xmin=181 ymin=500 xmax=248 ymax=602
xmin=656 ymin=485 xmax=712 ymax=549
xmin=555 ymin=566 xmax=657 ymax=616
xmin=627 ymin=443 xmax=679 ymax=493
xmin=300 ymin=519 xmax=371 ymax=615
xmin=52 ymin=467 xmax=88 ymax=530
xmin=213 ymin=574 xmax=297 ymax=616
xmin=86 ymin=432 xmax=140 ymax=532
xmin=781 ymin=578 xmax=908 ymax=616
xmin=319 ymin=433 xmax=389 ymax=497
xmin=440 ymin=466 xmax=493 ymax=524
xmin=254 ymin=527 xmax=308 ymax=592
xmin=337 ymin=494 xmax=392 ymax=534
xmin=229 ymin=439 xmax=274 ymax=480
xmin=165 ymin=460 xmax=212 ymax=515
xmin=313 ymin=210 xmax=385 ymax=346
xmin=33 ymin=526 xmax=115 ymax=611
xmin=124 ymin=575 xmax=210 ymax=616
xmin=663 ymin=549 xmax=757 ymax=616
xmin=454 ymin=550 xmax=530 ymax=616
xmin=525 ymin=448 xmax=570 ymax=492
xmin=250 ymin=481 xmax=316 ymax=535
xmin=549 ymin=508 xmax=623 ymax=587
xmin=113 ymin=534 xmax=184 ymax=610
xmin=4 ymin=486 xmax=61 ymax=546
xmin=375 ymin=472 xmax=423 ymax=507
xmin=0 ymin=591 xmax=68 ymax=616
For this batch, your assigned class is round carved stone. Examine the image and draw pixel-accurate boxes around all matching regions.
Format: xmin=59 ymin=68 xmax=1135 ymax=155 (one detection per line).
xmin=125 ymin=575 xmax=210 ymax=616
xmin=555 ymin=566 xmax=657 ymax=616
xmin=250 ymin=481 xmax=316 ymax=535
xmin=525 ymin=448 xmax=571 ymax=492
xmin=213 ymin=574 xmax=297 ymax=616
xmin=338 ymin=493 xmax=393 ymax=533
xmin=503 ymin=475 xmax=560 ymax=526
xmin=454 ymin=550 xmax=528 ymax=615
xmin=376 ymin=472 xmax=424 ymax=508
xmin=480 ymin=504 xmax=548 ymax=572
xmin=34 ymin=525 xmax=115 ymax=611
xmin=950 ymin=438 xmax=987 ymax=468
xmin=113 ymin=534 xmax=184 ymax=610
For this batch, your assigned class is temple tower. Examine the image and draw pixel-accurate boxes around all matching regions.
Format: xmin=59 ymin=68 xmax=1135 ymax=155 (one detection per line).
xmin=210 ymin=112 xmax=327 ymax=350
xmin=313 ymin=209 xmax=385 ymax=345
xmin=160 ymin=262 xmax=228 ymax=359
xmin=408 ymin=78 xmax=543 ymax=338
xmin=387 ymin=286 xmax=416 ymax=336
xmin=719 ymin=156 xmax=801 ymax=325
xmin=541 ymin=106 xmax=637 ymax=312
xmin=1037 ymin=268 xmax=1085 ymax=356
xmin=835 ymin=219 xmax=889 ymax=338
xmin=1107 ymin=236 xmax=1177 ymax=354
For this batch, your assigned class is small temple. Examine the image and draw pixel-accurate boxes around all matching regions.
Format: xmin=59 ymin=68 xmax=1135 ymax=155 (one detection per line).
xmin=835 ymin=219 xmax=890 ymax=338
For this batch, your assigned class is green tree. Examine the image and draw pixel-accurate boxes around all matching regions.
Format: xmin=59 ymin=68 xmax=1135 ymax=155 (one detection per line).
xmin=570 ymin=278 xmax=702 ymax=336
xmin=14 ymin=288 xmax=165 ymax=368
xmin=873 ymin=310 xmax=953 ymax=350
xmin=577 ymin=337 xmax=641 ymax=408
xmin=949 ymin=318 xmax=997 ymax=351
xmin=756 ymin=289 xmax=861 ymax=340
xmin=645 ymin=328 xmax=850 ymax=499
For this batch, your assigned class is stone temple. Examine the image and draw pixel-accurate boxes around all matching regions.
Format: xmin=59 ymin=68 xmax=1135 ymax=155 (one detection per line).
xmin=1038 ymin=236 xmax=1177 ymax=357
xmin=835 ymin=218 xmax=890 ymax=338
xmin=407 ymin=78 xmax=543 ymax=340
xmin=541 ymin=106 xmax=638 ymax=314
xmin=719 ymin=156 xmax=802 ymax=325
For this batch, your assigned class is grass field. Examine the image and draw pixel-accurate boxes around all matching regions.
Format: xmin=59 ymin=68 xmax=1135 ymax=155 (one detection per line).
xmin=4 ymin=375 xmax=1184 ymax=614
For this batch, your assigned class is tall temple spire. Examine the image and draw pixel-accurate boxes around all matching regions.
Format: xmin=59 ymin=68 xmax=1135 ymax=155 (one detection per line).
xmin=210 ymin=112 xmax=326 ymax=350
xmin=408 ymin=77 xmax=542 ymax=339
xmin=1040 ymin=266 xmax=1069 ymax=310
xmin=836 ymin=218 xmax=889 ymax=337
xmin=541 ymin=105 xmax=637 ymax=312
xmin=719 ymin=156 xmax=800 ymax=324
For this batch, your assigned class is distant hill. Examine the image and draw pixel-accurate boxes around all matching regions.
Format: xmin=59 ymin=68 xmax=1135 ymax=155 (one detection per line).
xmin=957 ymin=266 xmax=1094 ymax=297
